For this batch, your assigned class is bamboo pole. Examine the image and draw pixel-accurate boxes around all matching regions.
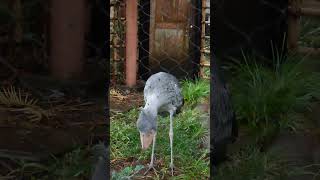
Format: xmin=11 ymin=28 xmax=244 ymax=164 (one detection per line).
xmin=125 ymin=0 xmax=138 ymax=87
xmin=200 ymin=0 xmax=207 ymax=78
xmin=110 ymin=0 xmax=126 ymax=85
xmin=112 ymin=5 xmax=119 ymax=85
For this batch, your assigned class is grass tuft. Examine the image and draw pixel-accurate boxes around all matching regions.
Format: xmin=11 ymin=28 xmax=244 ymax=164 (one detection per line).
xmin=181 ymin=78 xmax=210 ymax=105
xmin=230 ymin=54 xmax=320 ymax=135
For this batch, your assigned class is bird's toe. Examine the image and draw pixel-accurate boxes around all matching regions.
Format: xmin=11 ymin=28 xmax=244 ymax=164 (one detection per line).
xmin=170 ymin=163 xmax=174 ymax=176
xmin=144 ymin=164 xmax=157 ymax=175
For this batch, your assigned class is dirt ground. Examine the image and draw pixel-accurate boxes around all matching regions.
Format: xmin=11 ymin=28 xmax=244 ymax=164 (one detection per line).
xmin=0 ymin=75 xmax=108 ymax=177
xmin=110 ymin=86 xmax=144 ymax=113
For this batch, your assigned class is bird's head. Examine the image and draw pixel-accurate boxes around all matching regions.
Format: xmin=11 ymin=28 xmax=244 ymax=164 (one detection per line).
xmin=137 ymin=108 xmax=157 ymax=150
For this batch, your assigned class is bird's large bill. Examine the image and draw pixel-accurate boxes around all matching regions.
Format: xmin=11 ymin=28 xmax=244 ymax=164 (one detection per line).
xmin=140 ymin=132 xmax=155 ymax=150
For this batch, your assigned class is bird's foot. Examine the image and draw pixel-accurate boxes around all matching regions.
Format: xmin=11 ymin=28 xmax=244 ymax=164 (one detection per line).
xmin=170 ymin=163 xmax=174 ymax=176
xmin=144 ymin=163 xmax=156 ymax=175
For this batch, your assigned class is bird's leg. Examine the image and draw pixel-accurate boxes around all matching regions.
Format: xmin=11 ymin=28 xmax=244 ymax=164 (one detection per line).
xmin=169 ymin=111 xmax=174 ymax=176
xmin=144 ymin=132 xmax=157 ymax=175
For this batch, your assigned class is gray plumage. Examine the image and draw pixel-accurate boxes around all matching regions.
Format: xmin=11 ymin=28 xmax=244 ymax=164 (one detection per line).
xmin=143 ymin=72 xmax=183 ymax=111
xmin=137 ymin=72 xmax=184 ymax=176
xmin=137 ymin=72 xmax=183 ymax=133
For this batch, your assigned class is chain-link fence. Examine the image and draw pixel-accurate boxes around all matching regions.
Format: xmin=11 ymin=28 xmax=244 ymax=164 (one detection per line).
xmin=212 ymin=0 xmax=288 ymax=66
xmin=0 ymin=0 xmax=108 ymax=88
xmin=110 ymin=0 xmax=210 ymax=86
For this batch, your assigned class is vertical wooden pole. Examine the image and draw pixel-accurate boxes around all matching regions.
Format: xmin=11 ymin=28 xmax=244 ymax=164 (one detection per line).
xmin=50 ymin=0 xmax=86 ymax=80
xmin=125 ymin=0 xmax=138 ymax=87
xmin=200 ymin=0 xmax=207 ymax=78
xmin=288 ymin=0 xmax=301 ymax=51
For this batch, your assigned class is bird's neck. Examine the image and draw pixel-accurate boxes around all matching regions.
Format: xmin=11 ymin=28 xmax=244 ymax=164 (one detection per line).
xmin=143 ymin=102 xmax=158 ymax=117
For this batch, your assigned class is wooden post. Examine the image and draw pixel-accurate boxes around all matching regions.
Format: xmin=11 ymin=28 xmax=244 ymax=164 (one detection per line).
xmin=50 ymin=0 xmax=86 ymax=80
xmin=125 ymin=0 xmax=138 ymax=87
xmin=200 ymin=0 xmax=207 ymax=78
xmin=288 ymin=0 xmax=301 ymax=51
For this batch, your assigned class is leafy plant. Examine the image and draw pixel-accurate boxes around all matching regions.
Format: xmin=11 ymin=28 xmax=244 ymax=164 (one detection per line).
xmin=0 ymin=86 xmax=53 ymax=122
xmin=111 ymin=165 xmax=144 ymax=180
xmin=2 ymin=145 xmax=98 ymax=180
xmin=0 ymin=86 xmax=37 ymax=107
xmin=299 ymin=17 xmax=320 ymax=48
xmin=181 ymin=78 xmax=210 ymax=105
xmin=41 ymin=147 xmax=93 ymax=180
xmin=215 ymin=146 xmax=294 ymax=180
xmin=230 ymin=54 xmax=320 ymax=134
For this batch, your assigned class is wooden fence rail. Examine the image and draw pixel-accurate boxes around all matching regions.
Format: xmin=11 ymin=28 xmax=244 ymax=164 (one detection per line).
xmin=199 ymin=0 xmax=210 ymax=79
xmin=288 ymin=0 xmax=320 ymax=56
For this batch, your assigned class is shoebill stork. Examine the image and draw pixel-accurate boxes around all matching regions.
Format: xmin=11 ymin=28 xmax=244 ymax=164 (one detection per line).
xmin=136 ymin=72 xmax=184 ymax=176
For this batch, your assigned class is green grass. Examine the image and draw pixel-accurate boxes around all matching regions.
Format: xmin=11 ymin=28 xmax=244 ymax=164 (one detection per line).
xmin=230 ymin=54 xmax=320 ymax=139
xmin=1 ymin=145 xmax=97 ymax=180
xmin=299 ymin=17 xmax=320 ymax=48
xmin=111 ymin=107 xmax=209 ymax=179
xmin=181 ymin=78 xmax=210 ymax=105
xmin=43 ymin=147 xmax=94 ymax=180
xmin=215 ymin=146 xmax=319 ymax=180
xmin=110 ymin=79 xmax=210 ymax=179
xmin=111 ymin=165 xmax=144 ymax=179
xmin=214 ymin=16 xmax=320 ymax=180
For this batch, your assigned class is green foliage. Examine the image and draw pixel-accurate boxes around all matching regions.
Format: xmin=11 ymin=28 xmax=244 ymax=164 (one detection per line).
xmin=215 ymin=146 xmax=294 ymax=180
xmin=181 ymin=78 xmax=210 ymax=105
xmin=4 ymin=146 xmax=96 ymax=180
xmin=43 ymin=147 xmax=93 ymax=179
xmin=110 ymin=109 xmax=141 ymax=158
xmin=230 ymin=54 xmax=320 ymax=133
xmin=299 ymin=17 xmax=320 ymax=48
xmin=216 ymin=145 xmax=320 ymax=180
xmin=111 ymin=165 xmax=144 ymax=180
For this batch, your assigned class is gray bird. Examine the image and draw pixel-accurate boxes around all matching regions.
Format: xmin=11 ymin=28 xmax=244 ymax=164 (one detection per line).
xmin=137 ymin=72 xmax=184 ymax=176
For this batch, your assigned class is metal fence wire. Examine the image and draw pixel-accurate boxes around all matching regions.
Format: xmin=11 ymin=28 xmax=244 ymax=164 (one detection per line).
xmin=110 ymin=0 xmax=210 ymax=85
xmin=212 ymin=0 xmax=288 ymax=65
xmin=0 ymin=0 xmax=108 ymax=87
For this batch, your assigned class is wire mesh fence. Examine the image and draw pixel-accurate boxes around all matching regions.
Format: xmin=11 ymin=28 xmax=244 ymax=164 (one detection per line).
xmin=110 ymin=0 xmax=210 ymax=86
xmin=212 ymin=0 xmax=288 ymax=66
xmin=0 ymin=0 xmax=108 ymax=87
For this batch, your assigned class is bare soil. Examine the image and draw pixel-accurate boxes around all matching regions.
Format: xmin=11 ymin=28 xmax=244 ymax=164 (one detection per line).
xmin=110 ymin=86 xmax=144 ymax=113
xmin=0 ymin=74 xmax=108 ymax=177
xmin=0 ymin=100 xmax=107 ymax=161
